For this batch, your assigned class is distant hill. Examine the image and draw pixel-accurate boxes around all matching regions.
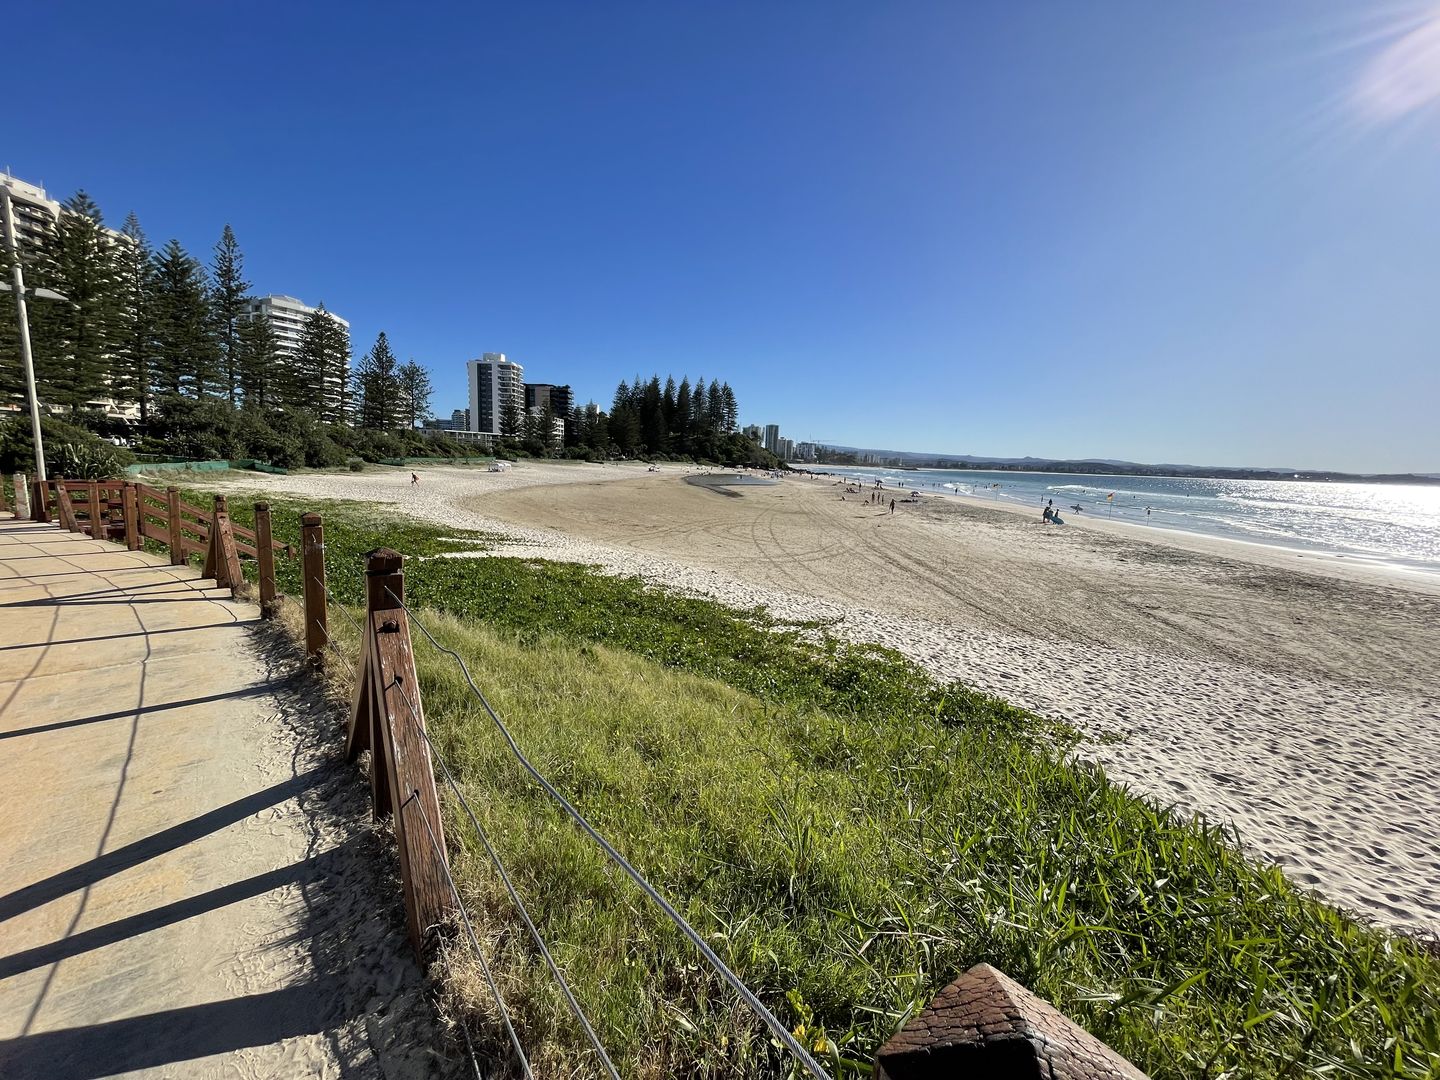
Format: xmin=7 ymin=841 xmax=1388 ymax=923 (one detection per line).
xmin=811 ymin=446 xmax=1437 ymax=485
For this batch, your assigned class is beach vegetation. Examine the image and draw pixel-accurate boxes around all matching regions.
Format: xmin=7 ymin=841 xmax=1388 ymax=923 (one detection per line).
xmin=206 ymin=492 xmax=1440 ymax=1079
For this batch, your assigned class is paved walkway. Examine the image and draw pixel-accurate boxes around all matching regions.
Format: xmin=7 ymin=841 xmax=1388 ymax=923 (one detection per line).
xmin=0 ymin=516 xmax=451 ymax=1079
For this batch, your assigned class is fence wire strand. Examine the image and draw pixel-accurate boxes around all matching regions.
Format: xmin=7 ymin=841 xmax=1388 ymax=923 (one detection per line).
xmin=385 ymin=586 xmax=834 ymax=1080
xmin=386 ymin=672 xmax=620 ymax=1079
xmin=403 ymin=789 xmax=535 ymax=1080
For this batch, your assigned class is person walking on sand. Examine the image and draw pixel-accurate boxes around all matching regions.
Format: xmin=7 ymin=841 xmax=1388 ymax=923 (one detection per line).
xmin=889 ymin=498 xmax=895 ymax=515
xmin=411 ymin=472 xmax=419 ymax=485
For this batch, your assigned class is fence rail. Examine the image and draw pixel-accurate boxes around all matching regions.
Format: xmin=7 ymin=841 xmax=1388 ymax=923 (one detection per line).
xmin=3 ymin=479 xmax=1149 ymax=1079
xmin=12 ymin=473 xmax=286 ymax=615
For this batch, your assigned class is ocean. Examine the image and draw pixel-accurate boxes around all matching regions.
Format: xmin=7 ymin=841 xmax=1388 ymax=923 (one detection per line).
xmin=809 ymin=466 xmax=1440 ymax=577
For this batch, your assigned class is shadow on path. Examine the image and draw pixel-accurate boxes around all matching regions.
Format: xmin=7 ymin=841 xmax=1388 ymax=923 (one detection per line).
xmin=0 ymin=767 xmax=325 ymax=921
xmin=0 ymin=983 xmax=347 ymax=1079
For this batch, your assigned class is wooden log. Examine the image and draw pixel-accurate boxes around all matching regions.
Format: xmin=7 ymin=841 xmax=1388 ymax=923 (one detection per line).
xmin=255 ymin=502 xmax=277 ymax=618
xmin=366 ymin=548 xmax=454 ymax=954
xmin=123 ymin=483 xmax=141 ymax=550
xmin=166 ymin=487 xmax=184 ymax=565
xmin=301 ymin=513 xmax=326 ymax=664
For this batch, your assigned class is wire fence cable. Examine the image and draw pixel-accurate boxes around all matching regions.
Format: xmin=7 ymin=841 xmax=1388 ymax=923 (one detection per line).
xmin=388 ymin=668 xmax=621 ymax=1078
xmin=387 ymin=586 xmax=835 ymax=1080
xmin=403 ymin=788 xmax=535 ymax=1080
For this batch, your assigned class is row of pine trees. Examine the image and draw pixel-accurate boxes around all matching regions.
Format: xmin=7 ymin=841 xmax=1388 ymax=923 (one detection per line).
xmin=598 ymin=375 xmax=742 ymax=459
xmin=0 ymin=185 xmax=772 ymax=466
xmin=0 ymin=190 xmax=431 ymax=433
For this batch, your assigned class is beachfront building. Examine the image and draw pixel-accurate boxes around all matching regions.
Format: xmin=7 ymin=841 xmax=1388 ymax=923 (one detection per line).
xmin=524 ymin=382 xmax=573 ymax=416
xmin=240 ymin=295 xmax=350 ymax=414
xmin=468 ymin=353 xmax=525 ymax=435
xmin=743 ymin=424 xmax=762 ymax=442
xmin=526 ymin=382 xmax=574 ymax=444
xmin=1 ymin=172 xmax=139 ymax=424
xmin=0 ymin=172 xmax=61 ymax=250
xmin=763 ymin=424 xmax=781 ymax=454
xmin=778 ymin=437 xmax=794 ymax=461
xmin=527 ymin=406 xmax=566 ymax=449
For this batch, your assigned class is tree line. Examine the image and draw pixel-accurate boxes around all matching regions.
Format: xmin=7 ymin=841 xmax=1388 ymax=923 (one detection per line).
xmin=0 ymin=187 xmax=437 ymax=456
xmin=557 ymin=375 xmax=748 ymax=462
xmin=1 ymin=183 xmax=776 ymax=471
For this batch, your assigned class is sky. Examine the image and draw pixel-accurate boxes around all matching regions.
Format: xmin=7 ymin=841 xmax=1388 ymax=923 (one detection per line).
xmin=4 ymin=1 xmax=1439 ymax=472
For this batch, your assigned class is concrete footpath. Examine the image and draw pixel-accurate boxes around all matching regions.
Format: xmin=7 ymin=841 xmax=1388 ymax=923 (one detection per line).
xmin=0 ymin=516 xmax=456 ymax=1079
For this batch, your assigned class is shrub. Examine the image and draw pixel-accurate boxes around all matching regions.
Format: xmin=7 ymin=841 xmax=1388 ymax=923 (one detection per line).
xmin=0 ymin=415 xmax=134 ymax=478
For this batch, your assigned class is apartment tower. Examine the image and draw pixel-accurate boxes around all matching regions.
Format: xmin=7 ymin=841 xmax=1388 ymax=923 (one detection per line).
xmin=468 ymin=353 xmax=525 ymax=435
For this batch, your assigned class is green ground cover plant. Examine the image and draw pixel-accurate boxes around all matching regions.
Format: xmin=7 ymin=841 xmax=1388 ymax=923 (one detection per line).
xmin=208 ymin=489 xmax=1440 ymax=1078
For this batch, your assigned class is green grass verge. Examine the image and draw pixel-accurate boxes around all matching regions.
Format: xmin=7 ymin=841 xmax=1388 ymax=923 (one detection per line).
xmin=208 ymin=492 xmax=1440 ymax=1078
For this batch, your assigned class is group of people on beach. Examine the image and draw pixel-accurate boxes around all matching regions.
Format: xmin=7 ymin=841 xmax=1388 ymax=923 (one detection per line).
xmin=835 ymin=478 xmax=895 ymax=513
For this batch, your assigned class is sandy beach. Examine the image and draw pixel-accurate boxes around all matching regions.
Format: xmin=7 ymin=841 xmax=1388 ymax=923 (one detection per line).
xmin=196 ymin=461 xmax=1440 ymax=937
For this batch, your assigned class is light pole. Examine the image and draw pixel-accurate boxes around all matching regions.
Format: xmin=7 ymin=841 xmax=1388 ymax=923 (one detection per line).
xmin=0 ymin=183 xmax=60 ymax=483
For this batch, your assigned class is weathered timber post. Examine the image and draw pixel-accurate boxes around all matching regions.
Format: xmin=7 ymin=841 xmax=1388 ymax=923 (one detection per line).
xmin=54 ymin=478 xmax=80 ymax=532
xmin=166 ymin=487 xmax=184 ymax=564
xmin=86 ymin=481 xmax=101 ymax=538
xmin=874 ymin=964 xmax=1149 ymax=1080
xmin=31 ymin=479 xmax=50 ymax=523
xmin=363 ymin=547 xmax=455 ymax=954
xmin=122 ymin=483 xmax=141 ymax=550
xmin=255 ymin=502 xmax=277 ymax=618
xmin=11 ymin=474 xmax=29 ymax=519
xmin=203 ymin=494 xmax=242 ymax=594
xmin=301 ymin=513 xmax=326 ymax=663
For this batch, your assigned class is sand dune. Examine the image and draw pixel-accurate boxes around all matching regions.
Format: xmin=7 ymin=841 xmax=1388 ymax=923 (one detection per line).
xmin=202 ymin=462 xmax=1440 ymax=936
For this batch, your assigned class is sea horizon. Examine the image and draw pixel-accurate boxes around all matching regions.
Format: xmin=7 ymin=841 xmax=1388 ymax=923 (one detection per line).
xmin=811 ymin=465 xmax=1440 ymax=577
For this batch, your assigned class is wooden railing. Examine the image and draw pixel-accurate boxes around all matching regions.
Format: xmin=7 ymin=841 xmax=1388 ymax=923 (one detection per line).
xmin=11 ymin=481 xmax=451 ymax=957
xmin=18 ymin=474 xmax=288 ymax=615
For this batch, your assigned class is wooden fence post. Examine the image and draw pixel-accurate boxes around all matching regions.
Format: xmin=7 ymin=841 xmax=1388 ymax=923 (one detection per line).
xmin=55 ymin=478 xmax=80 ymax=532
xmin=255 ymin=502 xmax=277 ymax=618
xmin=202 ymin=494 xmax=242 ymax=594
xmin=874 ymin=964 xmax=1149 ymax=1080
xmin=86 ymin=481 xmax=101 ymax=538
xmin=31 ymin=479 xmax=50 ymax=523
xmin=123 ymin=483 xmax=141 ymax=550
xmin=302 ymin=513 xmax=326 ymax=663
xmin=362 ymin=548 xmax=454 ymax=954
xmin=166 ymin=487 xmax=184 ymax=565
xmin=12 ymin=474 xmax=29 ymax=520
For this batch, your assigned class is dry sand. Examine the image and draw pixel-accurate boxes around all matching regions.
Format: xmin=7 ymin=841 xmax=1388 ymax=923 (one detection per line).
xmin=196 ymin=461 xmax=1440 ymax=937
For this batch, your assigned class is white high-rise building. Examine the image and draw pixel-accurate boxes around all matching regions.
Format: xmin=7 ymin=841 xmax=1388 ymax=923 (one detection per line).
xmin=763 ymin=424 xmax=781 ymax=454
xmin=0 ymin=172 xmax=61 ymax=249
xmin=468 ymin=353 xmax=525 ymax=435
xmin=240 ymin=295 xmax=350 ymax=412
xmin=2 ymin=172 xmax=137 ymax=421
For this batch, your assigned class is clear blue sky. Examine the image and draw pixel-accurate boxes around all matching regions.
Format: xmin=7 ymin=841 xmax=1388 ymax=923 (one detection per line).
xmin=5 ymin=1 xmax=1438 ymax=472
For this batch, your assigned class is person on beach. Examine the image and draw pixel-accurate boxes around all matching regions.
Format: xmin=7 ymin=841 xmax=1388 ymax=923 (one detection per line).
xmin=411 ymin=472 xmax=419 ymax=485
xmin=889 ymin=498 xmax=895 ymax=515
